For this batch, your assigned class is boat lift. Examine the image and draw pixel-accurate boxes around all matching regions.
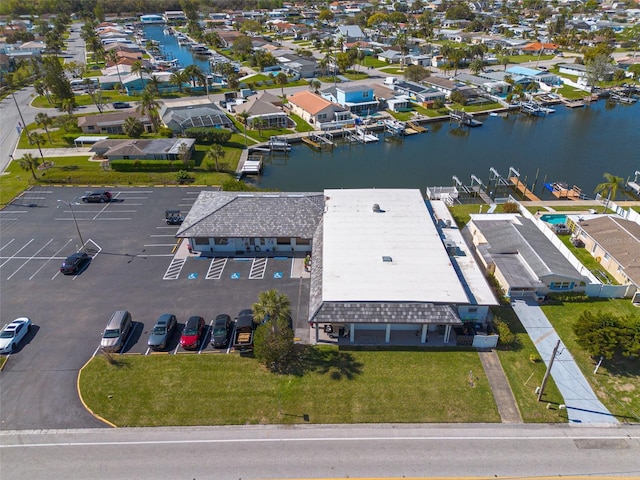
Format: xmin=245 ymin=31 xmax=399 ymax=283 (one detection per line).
xmin=626 ymin=170 xmax=640 ymax=197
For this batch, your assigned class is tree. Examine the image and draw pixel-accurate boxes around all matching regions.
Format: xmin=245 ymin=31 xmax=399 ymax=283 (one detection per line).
xmin=499 ymin=55 xmax=510 ymax=71
xmin=450 ymin=90 xmax=467 ymax=105
xmin=253 ymin=118 xmax=267 ymax=137
xmin=469 ymin=58 xmax=485 ymax=75
xmin=309 ymin=79 xmax=321 ymax=93
xmin=42 ymin=56 xmax=73 ymax=104
xmin=123 ymin=117 xmax=144 ymax=138
xmin=594 ymin=172 xmax=624 ymax=212
xmin=169 ymin=70 xmax=189 ymax=93
xmin=275 ymin=72 xmax=288 ymax=96
xmin=205 ymin=143 xmax=225 ymax=171
xmin=17 ymin=153 xmax=40 ymax=181
xmin=184 ymin=64 xmax=205 ymax=88
xmin=105 ymin=50 xmax=123 ymax=92
xmin=586 ymin=54 xmax=612 ymax=87
xmin=147 ymin=75 xmax=162 ymax=94
xmin=131 ymin=60 xmax=146 ymax=81
xmin=137 ymin=89 xmax=161 ymax=132
xmin=237 ymin=111 xmax=249 ymax=146
xmin=404 ymin=64 xmax=430 ymax=82
xmin=232 ymin=34 xmax=253 ymax=59
xmin=572 ymin=310 xmax=639 ymax=360
xmin=318 ymin=9 xmax=334 ymax=22
xmin=252 ymin=289 xmax=294 ymax=372
xmin=35 ymin=113 xmax=54 ymax=144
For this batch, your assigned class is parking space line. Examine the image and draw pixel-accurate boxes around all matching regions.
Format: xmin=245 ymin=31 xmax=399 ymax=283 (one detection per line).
xmin=150 ymin=234 xmax=177 ymax=237
xmin=249 ymin=258 xmax=268 ymax=279
xmin=172 ymin=343 xmax=180 ymax=355
xmin=163 ymin=258 xmax=186 ymax=280
xmin=156 ymin=226 xmax=179 ymax=230
xmin=178 ymin=204 xmax=194 ymax=207
xmin=28 ymin=238 xmax=74 ymax=280
xmin=0 ymin=239 xmax=34 ymax=269
xmin=7 ymin=239 xmax=54 ymax=279
xmin=0 ymin=210 xmax=29 ymax=214
xmin=206 ymin=258 xmax=227 ymax=279
xmin=199 ymin=321 xmax=213 ymax=354
xmin=144 ymin=347 xmax=151 ymax=356
xmin=144 ymin=244 xmax=178 ymax=247
xmin=0 ymin=239 xmax=15 ymax=251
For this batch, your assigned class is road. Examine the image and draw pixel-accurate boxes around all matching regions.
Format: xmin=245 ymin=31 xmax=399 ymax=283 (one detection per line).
xmin=1 ymin=423 xmax=638 ymax=479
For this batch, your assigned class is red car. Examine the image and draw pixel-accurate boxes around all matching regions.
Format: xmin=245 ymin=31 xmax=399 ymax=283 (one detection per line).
xmin=180 ymin=316 xmax=205 ymax=350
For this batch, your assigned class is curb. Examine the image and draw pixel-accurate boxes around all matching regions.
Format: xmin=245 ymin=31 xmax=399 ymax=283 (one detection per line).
xmin=76 ymin=356 xmax=118 ymax=428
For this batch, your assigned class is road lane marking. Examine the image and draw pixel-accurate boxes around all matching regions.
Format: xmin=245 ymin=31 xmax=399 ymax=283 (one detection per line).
xmin=0 ymin=239 xmax=15 ymax=251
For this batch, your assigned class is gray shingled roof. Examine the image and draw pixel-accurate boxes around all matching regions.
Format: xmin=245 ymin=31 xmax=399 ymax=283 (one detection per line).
xmin=176 ymin=191 xmax=325 ymax=238
xmin=310 ymin=302 xmax=462 ymax=325
xmin=474 ymin=217 xmax=587 ymax=283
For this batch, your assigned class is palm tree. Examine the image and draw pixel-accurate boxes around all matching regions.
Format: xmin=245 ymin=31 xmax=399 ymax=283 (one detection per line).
xmin=147 ymin=75 xmax=162 ymax=94
xmin=137 ymin=89 xmax=161 ymax=132
xmin=275 ymin=72 xmax=288 ymax=96
xmin=205 ymin=144 xmax=225 ymax=171
xmin=184 ymin=64 xmax=205 ymax=88
xmin=131 ymin=60 xmax=145 ymax=81
xmin=60 ymin=97 xmax=76 ymax=115
xmin=469 ymin=58 xmax=484 ymax=75
xmin=252 ymin=289 xmax=291 ymax=334
xmin=169 ymin=70 xmax=189 ymax=93
xmin=17 ymin=153 xmax=40 ymax=180
xmin=105 ymin=49 xmax=123 ymax=91
xmin=237 ymin=111 xmax=250 ymax=146
xmin=35 ymin=112 xmax=53 ymax=143
xmin=34 ymin=79 xmax=52 ymax=105
xmin=308 ymin=79 xmax=321 ymax=93
xmin=595 ymin=173 xmax=624 ymax=212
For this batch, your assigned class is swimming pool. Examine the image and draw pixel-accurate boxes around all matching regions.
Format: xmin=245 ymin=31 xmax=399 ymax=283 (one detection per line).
xmin=540 ymin=214 xmax=567 ymax=225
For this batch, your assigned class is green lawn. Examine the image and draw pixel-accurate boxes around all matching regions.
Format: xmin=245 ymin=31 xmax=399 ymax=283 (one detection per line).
xmin=227 ymin=115 xmax=292 ymax=143
xmin=557 ymin=85 xmax=589 ymax=100
xmin=557 ymin=236 xmax=618 ymax=284
xmin=31 ymin=92 xmax=140 ymax=108
xmin=493 ymin=307 xmax=566 ymax=422
xmin=455 ymin=102 xmax=503 ymax=113
xmin=379 ymin=67 xmax=405 ymax=75
xmin=362 ymin=57 xmax=387 ymax=68
xmin=541 ymin=298 xmax=640 ymax=422
xmin=508 ymin=54 xmax=555 ymax=64
xmin=290 ymin=113 xmax=314 ymax=133
xmin=342 ymin=72 xmax=369 ymax=80
xmin=79 ymin=347 xmax=500 ymax=426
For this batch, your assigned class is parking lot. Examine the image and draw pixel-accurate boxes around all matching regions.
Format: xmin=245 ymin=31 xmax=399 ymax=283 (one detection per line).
xmin=0 ymin=186 xmax=311 ymax=430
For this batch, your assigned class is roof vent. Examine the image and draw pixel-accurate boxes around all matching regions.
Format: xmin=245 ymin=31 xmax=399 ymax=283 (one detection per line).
xmin=382 ymin=256 xmax=392 ymax=263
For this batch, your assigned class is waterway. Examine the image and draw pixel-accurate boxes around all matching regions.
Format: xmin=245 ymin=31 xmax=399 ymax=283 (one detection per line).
xmin=142 ymin=24 xmax=211 ymax=73
xmin=257 ymin=100 xmax=639 ymax=198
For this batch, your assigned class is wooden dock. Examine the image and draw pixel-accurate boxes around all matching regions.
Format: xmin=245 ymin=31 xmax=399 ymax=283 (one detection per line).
xmin=407 ymin=121 xmax=427 ymax=133
xmin=509 ymin=177 xmax=541 ymax=201
xmin=544 ymin=182 xmax=584 ymax=200
xmin=562 ymin=99 xmax=585 ymax=108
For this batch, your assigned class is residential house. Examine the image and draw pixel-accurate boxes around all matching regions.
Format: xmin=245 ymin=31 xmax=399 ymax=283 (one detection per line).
xmin=422 ymin=76 xmax=458 ymax=98
xmin=391 ymin=80 xmax=446 ymax=105
xmin=464 ymin=213 xmax=589 ymax=299
xmin=320 ymin=84 xmax=378 ymax=114
xmin=335 ymin=25 xmax=365 ymax=42
xmin=91 ymin=138 xmax=196 ymax=161
xmin=505 ymin=66 xmax=562 ymax=86
xmin=521 ymin=42 xmax=560 ymax=54
xmin=77 ymin=111 xmax=153 ymax=135
xmin=160 ymin=100 xmax=232 ymax=134
xmin=377 ymin=48 xmax=402 ymax=64
xmin=286 ymin=91 xmax=352 ymax=127
xmin=234 ymin=91 xmax=291 ymax=128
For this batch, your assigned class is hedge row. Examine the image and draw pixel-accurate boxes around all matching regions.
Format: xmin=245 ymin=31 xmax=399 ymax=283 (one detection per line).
xmin=183 ymin=128 xmax=232 ymax=144
xmin=110 ymin=159 xmax=195 ymax=172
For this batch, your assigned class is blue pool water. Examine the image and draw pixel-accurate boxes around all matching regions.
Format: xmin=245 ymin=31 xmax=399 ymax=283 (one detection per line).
xmin=540 ymin=214 xmax=567 ymax=225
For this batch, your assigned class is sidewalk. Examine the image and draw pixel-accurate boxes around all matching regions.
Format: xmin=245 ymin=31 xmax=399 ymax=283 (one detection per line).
xmin=13 ymin=147 xmax=93 ymax=158
xmin=511 ymin=297 xmax=617 ymax=424
xmin=478 ymin=349 xmax=523 ymax=423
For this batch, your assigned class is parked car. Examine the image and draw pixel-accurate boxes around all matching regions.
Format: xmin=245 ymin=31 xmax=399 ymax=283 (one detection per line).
xmin=180 ymin=315 xmax=205 ymax=350
xmin=233 ymin=309 xmax=255 ymax=351
xmin=147 ymin=313 xmax=177 ymax=350
xmin=0 ymin=317 xmax=32 ymax=354
xmin=60 ymin=252 xmax=90 ymax=275
xmin=101 ymin=310 xmax=132 ymax=353
xmin=81 ymin=190 xmax=112 ymax=203
xmin=211 ymin=314 xmax=232 ymax=348
xmin=112 ymin=101 xmax=131 ymax=109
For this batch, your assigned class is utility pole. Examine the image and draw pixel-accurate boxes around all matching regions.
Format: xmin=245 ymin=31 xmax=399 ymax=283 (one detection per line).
xmin=538 ymin=339 xmax=561 ymax=402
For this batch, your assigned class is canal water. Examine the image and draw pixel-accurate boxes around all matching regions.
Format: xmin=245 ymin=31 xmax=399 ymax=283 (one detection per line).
xmin=142 ymin=24 xmax=211 ymax=72
xmin=257 ymin=100 xmax=639 ymax=198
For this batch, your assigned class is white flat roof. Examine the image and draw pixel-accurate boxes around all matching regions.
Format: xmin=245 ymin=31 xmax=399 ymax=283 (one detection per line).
xmin=322 ymin=189 xmax=469 ymax=304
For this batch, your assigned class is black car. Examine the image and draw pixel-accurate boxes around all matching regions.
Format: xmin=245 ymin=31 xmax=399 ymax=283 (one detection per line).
xmin=211 ymin=314 xmax=232 ymax=348
xmin=147 ymin=313 xmax=177 ymax=350
xmin=81 ymin=190 xmax=112 ymax=203
xmin=112 ymin=101 xmax=131 ymax=109
xmin=60 ymin=252 xmax=90 ymax=274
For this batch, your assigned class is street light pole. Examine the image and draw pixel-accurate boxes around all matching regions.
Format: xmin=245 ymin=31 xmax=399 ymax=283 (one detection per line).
xmin=57 ymin=199 xmax=85 ymax=251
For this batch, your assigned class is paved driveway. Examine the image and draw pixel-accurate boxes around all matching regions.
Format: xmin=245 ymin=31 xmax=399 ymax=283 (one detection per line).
xmin=0 ymin=187 xmax=310 ymax=430
xmin=511 ymin=297 xmax=616 ymax=424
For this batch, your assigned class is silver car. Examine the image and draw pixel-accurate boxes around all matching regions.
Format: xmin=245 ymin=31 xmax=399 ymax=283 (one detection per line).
xmin=147 ymin=314 xmax=176 ymax=350
xmin=101 ymin=311 xmax=132 ymax=353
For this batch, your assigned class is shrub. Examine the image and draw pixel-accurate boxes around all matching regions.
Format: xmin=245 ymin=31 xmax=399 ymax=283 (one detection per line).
xmin=183 ymin=127 xmax=232 ymax=144
xmin=110 ymin=159 xmax=194 ymax=172
xmin=158 ymin=126 xmax=174 ymax=138
xmin=494 ymin=319 xmax=515 ymax=347
xmin=176 ymin=169 xmax=194 ymax=183
xmin=502 ymin=201 xmax=520 ymax=213
xmin=529 ymin=353 xmax=541 ymax=363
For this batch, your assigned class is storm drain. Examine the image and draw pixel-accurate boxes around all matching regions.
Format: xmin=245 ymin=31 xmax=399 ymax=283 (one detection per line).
xmin=206 ymin=258 xmax=227 ymax=279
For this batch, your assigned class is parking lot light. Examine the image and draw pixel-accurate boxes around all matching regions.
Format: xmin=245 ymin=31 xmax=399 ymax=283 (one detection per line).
xmin=57 ymin=199 xmax=85 ymax=252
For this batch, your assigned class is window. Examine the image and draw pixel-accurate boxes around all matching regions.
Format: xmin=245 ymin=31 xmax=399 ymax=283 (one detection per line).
xmin=214 ymin=238 xmax=228 ymax=245
xmin=295 ymin=237 xmax=310 ymax=246
xmin=88 ymin=126 xmax=95 ymax=131
xmin=277 ymin=237 xmax=290 ymax=245
xmin=603 ymin=253 xmax=610 ymax=261
xmin=195 ymin=237 xmax=210 ymax=245
xmin=362 ymin=91 xmax=369 ymax=98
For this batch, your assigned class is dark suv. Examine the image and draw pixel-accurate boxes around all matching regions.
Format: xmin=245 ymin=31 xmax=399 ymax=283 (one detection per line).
xmin=112 ymin=101 xmax=131 ymax=109
xmin=81 ymin=190 xmax=112 ymax=203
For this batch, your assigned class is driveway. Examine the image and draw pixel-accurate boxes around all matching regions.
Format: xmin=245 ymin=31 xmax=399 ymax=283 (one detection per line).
xmin=511 ymin=297 xmax=616 ymax=424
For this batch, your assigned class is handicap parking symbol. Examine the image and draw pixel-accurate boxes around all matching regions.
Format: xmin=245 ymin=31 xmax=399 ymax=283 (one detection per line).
xmin=188 ymin=273 xmax=198 ymax=280
xmin=231 ymin=272 xmax=240 ymax=279
xmin=273 ymin=272 xmax=283 ymax=279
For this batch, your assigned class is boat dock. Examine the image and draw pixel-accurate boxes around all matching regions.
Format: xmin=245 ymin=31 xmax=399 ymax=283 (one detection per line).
xmin=236 ymin=151 xmax=263 ymax=177
xmin=562 ymin=98 xmax=585 ymax=108
xmin=450 ymin=110 xmax=483 ymax=127
xmin=348 ymin=126 xmax=379 ymax=143
xmin=509 ymin=176 xmax=541 ymax=201
xmin=406 ymin=121 xmax=427 ymax=133
xmin=544 ymin=182 xmax=584 ymax=200
xmin=301 ymin=132 xmax=334 ymax=150
xmin=609 ymin=93 xmax=637 ymax=104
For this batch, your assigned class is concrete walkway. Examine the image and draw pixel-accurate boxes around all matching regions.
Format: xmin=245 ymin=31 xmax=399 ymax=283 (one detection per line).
xmin=13 ymin=147 xmax=93 ymax=158
xmin=478 ymin=349 xmax=523 ymax=423
xmin=511 ymin=297 xmax=617 ymax=424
